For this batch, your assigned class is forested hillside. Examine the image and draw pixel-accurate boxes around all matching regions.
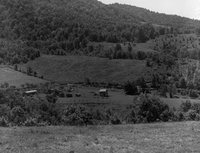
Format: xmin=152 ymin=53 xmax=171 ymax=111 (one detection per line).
xmin=0 ymin=0 xmax=200 ymax=65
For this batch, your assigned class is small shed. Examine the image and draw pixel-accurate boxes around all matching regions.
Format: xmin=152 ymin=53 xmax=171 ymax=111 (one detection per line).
xmin=99 ymin=89 xmax=108 ymax=97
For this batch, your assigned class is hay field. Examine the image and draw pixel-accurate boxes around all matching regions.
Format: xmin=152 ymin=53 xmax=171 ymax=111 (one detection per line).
xmin=22 ymin=55 xmax=151 ymax=83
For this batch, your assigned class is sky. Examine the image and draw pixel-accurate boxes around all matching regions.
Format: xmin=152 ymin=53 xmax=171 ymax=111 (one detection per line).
xmin=98 ymin=0 xmax=200 ymax=20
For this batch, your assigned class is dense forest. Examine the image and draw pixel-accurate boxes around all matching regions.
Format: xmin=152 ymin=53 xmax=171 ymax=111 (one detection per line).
xmin=0 ymin=0 xmax=200 ymax=64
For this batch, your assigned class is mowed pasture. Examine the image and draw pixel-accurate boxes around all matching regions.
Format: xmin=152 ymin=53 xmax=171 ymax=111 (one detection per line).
xmin=0 ymin=67 xmax=47 ymax=87
xmin=22 ymin=55 xmax=151 ymax=83
xmin=1 ymin=121 xmax=200 ymax=153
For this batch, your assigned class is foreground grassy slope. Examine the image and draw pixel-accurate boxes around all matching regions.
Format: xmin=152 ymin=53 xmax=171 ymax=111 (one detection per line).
xmin=22 ymin=55 xmax=151 ymax=83
xmin=0 ymin=121 xmax=200 ymax=153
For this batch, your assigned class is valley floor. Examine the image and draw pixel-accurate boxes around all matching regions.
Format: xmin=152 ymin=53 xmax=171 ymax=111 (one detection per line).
xmin=1 ymin=121 xmax=200 ymax=153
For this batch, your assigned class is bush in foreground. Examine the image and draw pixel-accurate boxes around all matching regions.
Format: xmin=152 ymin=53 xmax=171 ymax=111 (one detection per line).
xmin=136 ymin=94 xmax=170 ymax=122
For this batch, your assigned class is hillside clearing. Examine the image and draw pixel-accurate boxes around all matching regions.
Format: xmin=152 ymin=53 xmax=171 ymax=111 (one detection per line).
xmin=21 ymin=55 xmax=151 ymax=83
xmin=0 ymin=67 xmax=47 ymax=87
xmin=0 ymin=121 xmax=200 ymax=153
xmin=89 ymin=41 xmax=157 ymax=53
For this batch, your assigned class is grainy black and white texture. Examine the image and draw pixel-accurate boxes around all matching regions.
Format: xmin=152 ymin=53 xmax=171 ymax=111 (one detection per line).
xmin=0 ymin=0 xmax=199 ymax=152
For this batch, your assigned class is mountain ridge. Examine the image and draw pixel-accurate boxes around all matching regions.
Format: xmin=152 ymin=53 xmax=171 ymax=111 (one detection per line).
xmin=0 ymin=0 xmax=200 ymax=65
xmin=33 ymin=0 xmax=200 ymax=29
xmin=109 ymin=3 xmax=200 ymax=28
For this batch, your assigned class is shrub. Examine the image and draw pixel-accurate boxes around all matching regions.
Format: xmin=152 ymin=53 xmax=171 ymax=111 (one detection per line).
xmin=10 ymin=106 xmax=26 ymax=125
xmin=172 ymin=111 xmax=184 ymax=121
xmin=104 ymin=108 xmax=122 ymax=125
xmin=23 ymin=118 xmax=38 ymax=126
xmin=46 ymin=94 xmax=57 ymax=103
xmin=0 ymin=117 xmax=8 ymax=127
xmin=124 ymin=81 xmax=138 ymax=95
xmin=0 ymin=105 xmax=10 ymax=117
xmin=124 ymin=109 xmax=136 ymax=124
xmin=137 ymin=95 xmax=169 ymax=122
xmin=110 ymin=114 xmax=121 ymax=125
xmin=38 ymin=102 xmax=60 ymax=125
xmin=137 ymin=51 xmax=147 ymax=60
xmin=27 ymin=67 xmax=33 ymax=75
xmin=185 ymin=109 xmax=197 ymax=120
xmin=146 ymin=58 xmax=152 ymax=67
xmin=160 ymin=109 xmax=173 ymax=122
xmin=62 ymin=105 xmax=93 ymax=126
xmin=195 ymin=114 xmax=200 ymax=121
xmin=180 ymin=100 xmax=192 ymax=112
xmin=189 ymin=90 xmax=199 ymax=99
xmin=191 ymin=103 xmax=200 ymax=113
xmin=91 ymin=109 xmax=107 ymax=125
xmin=179 ymin=78 xmax=187 ymax=89
xmin=160 ymin=84 xmax=168 ymax=97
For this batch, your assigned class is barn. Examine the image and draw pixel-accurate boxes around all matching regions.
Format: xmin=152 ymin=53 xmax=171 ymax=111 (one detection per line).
xmin=99 ymin=89 xmax=108 ymax=97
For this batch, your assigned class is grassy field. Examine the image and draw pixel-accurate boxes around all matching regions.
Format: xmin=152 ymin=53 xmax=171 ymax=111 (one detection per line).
xmin=162 ymin=97 xmax=200 ymax=109
xmin=57 ymin=87 xmax=133 ymax=105
xmin=0 ymin=67 xmax=47 ymax=87
xmin=55 ymin=86 xmax=200 ymax=110
xmin=22 ymin=55 xmax=151 ymax=83
xmin=89 ymin=41 xmax=157 ymax=53
xmin=1 ymin=121 xmax=200 ymax=153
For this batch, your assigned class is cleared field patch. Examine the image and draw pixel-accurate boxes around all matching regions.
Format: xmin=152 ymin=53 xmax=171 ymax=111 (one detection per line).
xmin=162 ymin=97 xmax=200 ymax=109
xmin=0 ymin=121 xmax=200 ymax=153
xmin=0 ymin=67 xmax=47 ymax=87
xmin=89 ymin=41 xmax=157 ymax=53
xmin=22 ymin=55 xmax=151 ymax=83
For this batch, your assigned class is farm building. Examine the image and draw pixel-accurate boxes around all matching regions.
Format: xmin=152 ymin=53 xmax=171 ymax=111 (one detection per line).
xmin=23 ymin=90 xmax=37 ymax=96
xmin=99 ymin=89 xmax=108 ymax=97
